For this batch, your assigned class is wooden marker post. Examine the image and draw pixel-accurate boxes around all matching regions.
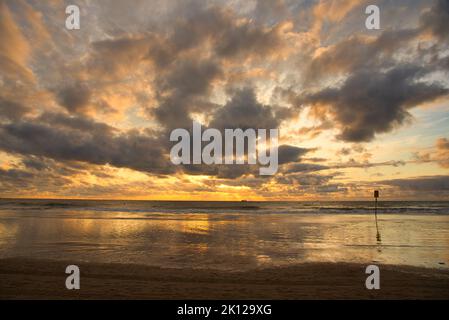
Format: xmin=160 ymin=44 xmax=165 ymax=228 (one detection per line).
xmin=374 ymin=190 xmax=381 ymax=242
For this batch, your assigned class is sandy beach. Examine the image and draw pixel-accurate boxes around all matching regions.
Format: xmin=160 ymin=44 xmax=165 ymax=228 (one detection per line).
xmin=1 ymin=258 xmax=448 ymax=299
xmin=1 ymin=200 xmax=449 ymax=299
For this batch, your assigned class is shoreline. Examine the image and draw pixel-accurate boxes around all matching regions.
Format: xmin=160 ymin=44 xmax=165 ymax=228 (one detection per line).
xmin=1 ymin=258 xmax=449 ymax=299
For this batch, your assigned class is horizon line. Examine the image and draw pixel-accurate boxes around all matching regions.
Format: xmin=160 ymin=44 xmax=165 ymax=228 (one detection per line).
xmin=0 ymin=197 xmax=447 ymax=202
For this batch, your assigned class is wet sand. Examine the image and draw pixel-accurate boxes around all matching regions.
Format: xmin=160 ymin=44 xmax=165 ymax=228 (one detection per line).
xmin=1 ymin=258 xmax=448 ymax=299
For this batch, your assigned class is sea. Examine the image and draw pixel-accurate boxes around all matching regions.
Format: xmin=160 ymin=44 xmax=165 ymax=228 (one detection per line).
xmin=0 ymin=199 xmax=448 ymax=270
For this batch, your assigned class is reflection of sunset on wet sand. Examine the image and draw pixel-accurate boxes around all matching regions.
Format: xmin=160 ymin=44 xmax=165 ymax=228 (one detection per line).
xmin=1 ymin=200 xmax=449 ymax=299
xmin=1 ymin=201 xmax=448 ymax=271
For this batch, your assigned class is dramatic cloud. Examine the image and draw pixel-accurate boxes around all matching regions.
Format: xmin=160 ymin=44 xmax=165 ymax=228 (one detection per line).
xmin=88 ymin=36 xmax=152 ymax=79
xmin=302 ymin=65 xmax=448 ymax=142
xmin=381 ymin=175 xmax=449 ymax=191
xmin=57 ymin=83 xmax=92 ymax=115
xmin=154 ymin=58 xmax=223 ymax=130
xmin=0 ymin=0 xmax=448 ymax=199
xmin=0 ymin=98 xmax=29 ymax=121
xmin=170 ymin=5 xmax=286 ymax=60
xmin=420 ymin=0 xmax=449 ymax=40
xmin=304 ymin=29 xmax=418 ymax=83
xmin=295 ymin=0 xmax=449 ymax=143
xmin=0 ymin=113 xmax=173 ymax=175
xmin=278 ymin=145 xmax=311 ymax=165
xmin=210 ymin=88 xmax=283 ymax=130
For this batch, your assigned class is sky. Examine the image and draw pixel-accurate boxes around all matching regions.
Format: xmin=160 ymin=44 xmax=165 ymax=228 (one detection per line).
xmin=0 ymin=0 xmax=448 ymax=200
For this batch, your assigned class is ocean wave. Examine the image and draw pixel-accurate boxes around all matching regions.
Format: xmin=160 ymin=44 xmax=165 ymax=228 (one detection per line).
xmin=1 ymin=200 xmax=449 ymax=215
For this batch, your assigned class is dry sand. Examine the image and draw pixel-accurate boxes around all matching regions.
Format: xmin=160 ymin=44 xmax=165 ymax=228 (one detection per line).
xmin=1 ymin=258 xmax=448 ymax=299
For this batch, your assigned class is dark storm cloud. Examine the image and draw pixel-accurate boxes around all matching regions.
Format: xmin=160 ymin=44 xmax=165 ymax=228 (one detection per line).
xmin=56 ymin=83 xmax=92 ymax=114
xmin=0 ymin=91 xmax=301 ymax=180
xmin=302 ymin=65 xmax=449 ymax=142
xmin=83 ymin=3 xmax=287 ymax=130
xmin=420 ymin=0 xmax=449 ymax=40
xmin=0 ymin=113 xmax=173 ymax=175
xmin=214 ymin=15 xmax=284 ymax=59
xmin=185 ymin=163 xmax=274 ymax=180
xmin=60 ymin=3 xmax=290 ymax=146
xmin=88 ymin=35 xmax=151 ymax=79
xmin=170 ymin=5 xmax=231 ymax=52
xmin=0 ymin=97 xmax=29 ymax=120
xmin=170 ymin=5 xmax=285 ymax=59
xmin=0 ymin=162 xmax=75 ymax=195
xmin=0 ymin=167 xmax=33 ymax=180
xmin=38 ymin=112 xmax=116 ymax=134
xmin=305 ymin=0 xmax=449 ymax=85
xmin=22 ymin=157 xmax=49 ymax=171
xmin=86 ymin=5 xmax=287 ymax=131
xmin=88 ymin=3 xmax=285 ymax=77
xmin=163 ymin=59 xmax=222 ymax=96
xmin=210 ymin=88 xmax=283 ymax=130
xmin=278 ymin=145 xmax=310 ymax=165
xmin=381 ymin=175 xmax=449 ymax=191
xmin=168 ymin=86 xmax=305 ymax=178
xmin=195 ymin=143 xmax=312 ymax=179
xmin=149 ymin=8 xmax=287 ymax=130
xmin=294 ymin=0 xmax=449 ymax=143
xmin=145 ymin=35 xmax=176 ymax=69
xmin=178 ymin=145 xmax=312 ymax=179
xmin=20 ymin=155 xmax=115 ymax=179
xmin=304 ymin=29 xmax=419 ymax=83
xmin=155 ymin=85 xmax=292 ymax=180
xmin=154 ymin=58 xmax=223 ymax=130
